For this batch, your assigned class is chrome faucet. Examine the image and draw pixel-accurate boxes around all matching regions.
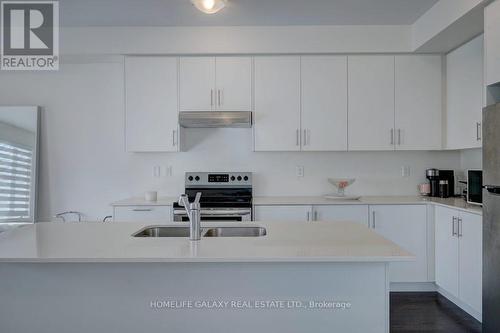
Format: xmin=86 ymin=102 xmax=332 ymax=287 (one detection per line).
xmin=178 ymin=192 xmax=202 ymax=241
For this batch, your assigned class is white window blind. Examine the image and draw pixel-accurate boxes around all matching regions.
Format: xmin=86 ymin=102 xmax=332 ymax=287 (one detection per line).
xmin=0 ymin=142 xmax=33 ymax=222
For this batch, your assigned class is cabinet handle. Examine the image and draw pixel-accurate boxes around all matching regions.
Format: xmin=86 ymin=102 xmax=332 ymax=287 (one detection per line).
xmin=172 ymin=130 xmax=177 ymax=146
xmin=218 ymin=90 xmax=221 ymax=107
xmin=303 ymin=129 xmax=307 ymax=146
xmin=307 ymin=211 xmax=310 ymax=222
xmin=452 ymin=216 xmax=457 ymax=237
xmin=372 ymin=211 xmax=376 ymax=229
xmin=390 ymin=129 xmax=394 ymax=145
xmin=133 ymin=208 xmax=153 ymax=212
xmin=458 ymin=217 xmax=463 ymax=237
xmin=477 ymin=122 xmax=482 ymax=141
xmin=210 ymin=89 xmax=214 ymax=107
xmin=398 ymin=129 xmax=402 ymax=145
xmin=296 ymin=129 xmax=300 ymax=146
xmin=314 ymin=211 xmax=318 ymax=221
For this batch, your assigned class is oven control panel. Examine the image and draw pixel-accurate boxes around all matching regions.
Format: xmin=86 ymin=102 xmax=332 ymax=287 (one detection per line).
xmin=185 ymin=172 xmax=252 ymax=187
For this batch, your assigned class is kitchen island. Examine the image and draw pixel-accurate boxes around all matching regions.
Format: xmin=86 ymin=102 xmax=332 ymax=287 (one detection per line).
xmin=0 ymin=221 xmax=411 ymax=333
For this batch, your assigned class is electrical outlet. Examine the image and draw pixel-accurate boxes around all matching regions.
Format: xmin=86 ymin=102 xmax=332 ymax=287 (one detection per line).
xmin=162 ymin=166 xmax=173 ymax=177
xmin=296 ymin=166 xmax=305 ymax=178
xmin=401 ymin=166 xmax=411 ymax=178
xmin=153 ymin=166 xmax=161 ymax=178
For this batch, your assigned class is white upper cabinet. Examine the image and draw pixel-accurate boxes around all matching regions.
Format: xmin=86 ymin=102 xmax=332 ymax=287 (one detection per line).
xmin=485 ymin=0 xmax=500 ymax=86
xmin=125 ymin=56 xmax=179 ymax=152
xmin=179 ymin=56 xmax=252 ymax=111
xmin=179 ymin=57 xmax=216 ymax=111
xmin=254 ymin=56 xmax=301 ymax=151
xmin=348 ymin=56 xmax=395 ymax=151
xmin=301 ymin=56 xmax=348 ymax=151
xmin=446 ymin=35 xmax=484 ymax=149
xmin=215 ymin=57 xmax=252 ymax=111
xmin=395 ymin=55 xmax=442 ymax=150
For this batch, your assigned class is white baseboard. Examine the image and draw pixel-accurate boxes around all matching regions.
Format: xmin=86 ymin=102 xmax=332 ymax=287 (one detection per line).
xmin=390 ymin=282 xmax=437 ymax=292
xmin=389 ymin=282 xmax=482 ymax=323
xmin=437 ymin=287 xmax=482 ymax=323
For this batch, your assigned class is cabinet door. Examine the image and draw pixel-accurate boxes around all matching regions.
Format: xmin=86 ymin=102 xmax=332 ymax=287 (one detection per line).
xmin=458 ymin=212 xmax=482 ymax=314
xmin=254 ymin=57 xmax=301 ymax=151
xmin=254 ymin=205 xmax=313 ymax=222
xmin=312 ymin=205 xmax=368 ymax=226
xmin=446 ymin=35 xmax=484 ymax=149
xmin=435 ymin=206 xmax=459 ymax=298
xmin=301 ymin=56 xmax=348 ymax=151
xmin=370 ymin=205 xmax=428 ymax=282
xmin=395 ymin=55 xmax=442 ymax=150
xmin=215 ymin=57 xmax=252 ymax=111
xmin=179 ymin=57 xmax=215 ymax=111
xmin=485 ymin=0 xmax=500 ymax=86
xmin=113 ymin=206 xmax=172 ymax=223
xmin=125 ymin=56 xmax=179 ymax=152
xmin=348 ymin=56 xmax=395 ymax=151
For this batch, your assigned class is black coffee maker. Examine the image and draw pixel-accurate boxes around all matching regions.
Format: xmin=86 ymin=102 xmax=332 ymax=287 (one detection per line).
xmin=426 ymin=169 xmax=440 ymax=197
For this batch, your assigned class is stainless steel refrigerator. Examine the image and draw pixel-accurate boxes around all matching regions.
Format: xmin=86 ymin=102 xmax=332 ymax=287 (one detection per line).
xmin=483 ymin=103 xmax=500 ymax=332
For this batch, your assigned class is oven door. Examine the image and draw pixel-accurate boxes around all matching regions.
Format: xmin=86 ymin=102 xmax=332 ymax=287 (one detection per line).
xmin=173 ymin=208 xmax=252 ymax=222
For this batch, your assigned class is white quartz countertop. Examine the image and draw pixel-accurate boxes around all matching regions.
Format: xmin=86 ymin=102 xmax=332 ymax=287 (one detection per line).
xmin=0 ymin=221 xmax=413 ymax=263
xmin=253 ymin=196 xmax=483 ymax=215
xmin=111 ymin=197 xmax=178 ymax=206
xmin=111 ymin=196 xmax=482 ymax=215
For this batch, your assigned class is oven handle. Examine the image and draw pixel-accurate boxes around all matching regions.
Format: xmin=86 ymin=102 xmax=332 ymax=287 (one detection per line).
xmin=173 ymin=209 xmax=252 ymax=216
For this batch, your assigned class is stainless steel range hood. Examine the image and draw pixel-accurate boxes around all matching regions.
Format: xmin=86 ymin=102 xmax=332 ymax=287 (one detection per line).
xmin=179 ymin=111 xmax=253 ymax=128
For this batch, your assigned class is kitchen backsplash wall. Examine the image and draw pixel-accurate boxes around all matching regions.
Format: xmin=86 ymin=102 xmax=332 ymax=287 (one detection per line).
xmin=0 ymin=61 xmax=462 ymax=221
xmin=460 ymin=148 xmax=482 ymax=170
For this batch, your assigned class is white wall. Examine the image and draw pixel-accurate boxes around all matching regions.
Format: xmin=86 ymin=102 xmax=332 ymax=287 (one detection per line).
xmin=0 ymin=60 xmax=462 ymax=221
xmin=461 ymin=148 xmax=483 ymax=170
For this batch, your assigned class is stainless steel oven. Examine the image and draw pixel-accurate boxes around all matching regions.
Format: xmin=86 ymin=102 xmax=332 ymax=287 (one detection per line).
xmin=173 ymin=172 xmax=253 ymax=222
xmin=173 ymin=208 xmax=252 ymax=222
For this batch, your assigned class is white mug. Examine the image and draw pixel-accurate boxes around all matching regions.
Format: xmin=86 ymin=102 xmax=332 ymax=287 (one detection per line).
xmin=145 ymin=191 xmax=158 ymax=202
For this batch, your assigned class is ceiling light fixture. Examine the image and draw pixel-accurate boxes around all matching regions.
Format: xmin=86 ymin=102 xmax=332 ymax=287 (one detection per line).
xmin=191 ymin=0 xmax=227 ymax=14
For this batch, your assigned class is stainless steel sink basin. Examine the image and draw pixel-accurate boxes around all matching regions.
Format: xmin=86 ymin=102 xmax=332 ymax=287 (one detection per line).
xmin=133 ymin=226 xmax=192 ymax=238
xmin=133 ymin=226 xmax=266 ymax=238
xmin=203 ymin=227 xmax=267 ymax=237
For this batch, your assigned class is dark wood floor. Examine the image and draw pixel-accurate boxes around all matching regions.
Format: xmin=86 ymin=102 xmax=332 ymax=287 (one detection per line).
xmin=391 ymin=292 xmax=482 ymax=333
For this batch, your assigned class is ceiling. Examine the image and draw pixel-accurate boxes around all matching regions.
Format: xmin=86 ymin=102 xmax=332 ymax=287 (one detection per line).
xmin=57 ymin=0 xmax=439 ymax=27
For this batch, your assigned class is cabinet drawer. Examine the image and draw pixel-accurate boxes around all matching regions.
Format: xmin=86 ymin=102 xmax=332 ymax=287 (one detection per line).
xmin=113 ymin=206 xmax=172 ymax=223
xmin=254 ymin=205 xmax=312 ymax=222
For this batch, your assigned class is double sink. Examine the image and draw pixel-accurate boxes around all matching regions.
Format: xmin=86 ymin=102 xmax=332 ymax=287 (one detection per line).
xmin=133 ymin=226 xmax=267 ymax=238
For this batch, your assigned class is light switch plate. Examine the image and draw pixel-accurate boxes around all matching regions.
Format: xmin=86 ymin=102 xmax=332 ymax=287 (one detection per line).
xmin=401 ymin=166 xmax=411 ymax=178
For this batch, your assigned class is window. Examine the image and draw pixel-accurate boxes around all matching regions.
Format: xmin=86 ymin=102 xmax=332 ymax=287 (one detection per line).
xmin=0 ymin=142 xmax=33 ymax=222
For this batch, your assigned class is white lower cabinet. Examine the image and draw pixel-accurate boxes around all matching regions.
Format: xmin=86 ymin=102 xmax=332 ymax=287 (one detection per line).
xmin=435 ymin=206 xmax=482 ymax=317
xmin=254 ymin=205 xmax=313 ymax=222
xmin=113 ymin=206 xmax=172 ymax=223
xmin=435 ymin=206 xmax=460 ymax=297
xmin=254 ymin=205 xmax=369 ymax=223
xmin=369 ymin=205 xmax=429 ymax=282
xmin=312 ymin=205 xmax=369 ymax=226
